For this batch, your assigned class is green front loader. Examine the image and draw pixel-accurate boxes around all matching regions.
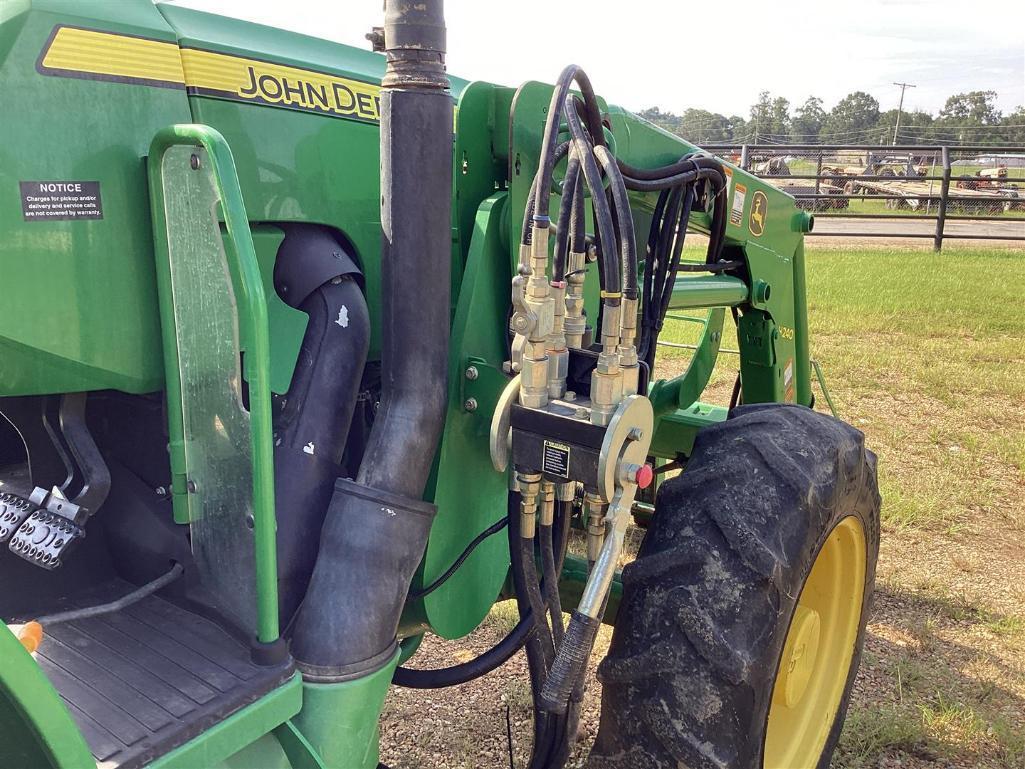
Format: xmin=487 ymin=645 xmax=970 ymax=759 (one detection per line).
xmin=0 ymin=2 xmax=880 ymax=767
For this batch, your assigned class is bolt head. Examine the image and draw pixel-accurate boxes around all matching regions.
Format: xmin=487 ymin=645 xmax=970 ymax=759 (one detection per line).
xmin=190 ymin=153 xmax=201 ymax=170
xmin=465 ymin=366 xmax=479 ymax=380
xmin=464 ymin=397 xmax=478 ymax=412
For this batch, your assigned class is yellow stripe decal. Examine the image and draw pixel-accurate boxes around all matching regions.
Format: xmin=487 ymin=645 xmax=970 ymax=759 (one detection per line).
xmin=39 ymin=26 xmax=185 ymax=86
xmin=37 ymin=25 xmax=382 ymax=123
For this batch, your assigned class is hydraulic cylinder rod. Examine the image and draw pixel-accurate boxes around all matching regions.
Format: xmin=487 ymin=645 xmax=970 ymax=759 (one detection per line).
xmin=668 ymin=274 xmax=749 ymax=310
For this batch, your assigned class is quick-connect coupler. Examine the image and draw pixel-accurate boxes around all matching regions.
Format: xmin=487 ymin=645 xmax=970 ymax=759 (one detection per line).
xmin=563 ymin=250 xmax=588 ymax=349
xmin=517 ymin=472 xmax=542 ymax=540
xmin=589 ymin=351 xmax=624 ymax=427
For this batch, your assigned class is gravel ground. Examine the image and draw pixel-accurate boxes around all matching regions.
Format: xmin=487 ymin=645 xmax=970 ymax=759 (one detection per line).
xmin=380 ymin=246 xmax=1025 ymax=769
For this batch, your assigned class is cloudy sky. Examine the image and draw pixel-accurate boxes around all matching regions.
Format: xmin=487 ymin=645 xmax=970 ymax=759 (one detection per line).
xmin=167 ymin=0 xmax=1024 ymax=117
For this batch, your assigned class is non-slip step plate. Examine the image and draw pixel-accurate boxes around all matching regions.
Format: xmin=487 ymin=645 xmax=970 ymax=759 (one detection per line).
xmin=35 ymin=584 xmax=292 ymax=768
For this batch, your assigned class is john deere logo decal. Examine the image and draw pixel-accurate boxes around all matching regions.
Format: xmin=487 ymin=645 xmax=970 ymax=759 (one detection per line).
xmin=749 ymin=191 xmax=768 ymax=237
xmin=37 ymin=25 xmax=382 ymax=124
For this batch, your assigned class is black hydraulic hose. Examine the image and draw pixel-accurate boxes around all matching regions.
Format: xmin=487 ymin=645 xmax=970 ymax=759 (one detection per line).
xmin=594 ymin=145 xmax=637 ymax=301
xmin=639 ymin=188 xmax=670 ymax=360
xmin=570 ymin=167 xmax=587 ymax=255
xmin=534 ymin=65 xmax=605 ymax=223
xmin=507 ymin=492 xmax=554 ymax=754
xmin=552 ymin=156 xmax=581 ymax=283
xmin=391 ymin=613 xmax=533 ymax=688
xmin=392 ymin=498 xmax=575 ymax=691
xmin=617 ymin=153 xmax=725 ymax=182
xmin=540 ymin=524 xmax=564 ymax=646
xmin=640 ymin=186 xmax=682 ymax=363
xmin=35 ymin=563 xmax=184 ymax=625
xmin=564 ymin=103 xmax=620 ymax=301
xmin=521 ymin=141 xmax=571 ymax=247
xmin=408 ymin=517 xmax=509 ymax=600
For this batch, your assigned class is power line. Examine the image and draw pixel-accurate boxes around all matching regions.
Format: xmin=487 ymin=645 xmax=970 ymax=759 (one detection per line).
xmin=892 ymin=82 xmax=917 ymax=145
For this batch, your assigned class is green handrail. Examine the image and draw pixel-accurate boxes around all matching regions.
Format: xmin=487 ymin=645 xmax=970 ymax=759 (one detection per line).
xmin=147 ymin=125 xmax=279 ymax=644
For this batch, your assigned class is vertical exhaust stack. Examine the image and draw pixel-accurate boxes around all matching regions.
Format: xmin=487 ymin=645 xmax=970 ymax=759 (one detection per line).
xmin=291 ymin=1 xmax=452 ymax=680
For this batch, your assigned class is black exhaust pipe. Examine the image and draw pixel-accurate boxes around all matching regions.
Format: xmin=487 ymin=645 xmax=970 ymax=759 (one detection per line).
xmin=291 ymin=0 xmax=452 ymax=680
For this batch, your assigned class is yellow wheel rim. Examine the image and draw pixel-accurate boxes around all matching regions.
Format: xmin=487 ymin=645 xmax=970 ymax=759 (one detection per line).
xmin=764 ymin=516 xmax=867 ymax=769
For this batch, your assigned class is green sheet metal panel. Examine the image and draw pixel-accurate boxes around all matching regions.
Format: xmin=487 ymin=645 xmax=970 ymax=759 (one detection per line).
xmin=0 ymin=625 xmax=93 ymax=769
xmin=0 ymin=0 xmax=192 ymax=396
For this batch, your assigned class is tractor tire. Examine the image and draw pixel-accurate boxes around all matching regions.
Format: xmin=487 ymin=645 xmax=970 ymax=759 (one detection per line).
xmin=588 ymin=404 xmax=880 ymax=769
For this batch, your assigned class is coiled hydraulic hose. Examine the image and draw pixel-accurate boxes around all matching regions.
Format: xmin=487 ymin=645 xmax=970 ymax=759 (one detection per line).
xmin=391 ymin=496 xmax=573 ymax=690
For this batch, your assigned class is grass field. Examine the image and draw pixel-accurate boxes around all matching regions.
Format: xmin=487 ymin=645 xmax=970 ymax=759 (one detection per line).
xmin=381 ymin=245 xmax=1025 ymax=769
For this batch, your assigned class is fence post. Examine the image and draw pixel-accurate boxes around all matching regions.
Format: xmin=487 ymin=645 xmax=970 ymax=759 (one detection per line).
xmin=740 ymin=144 xmax=750 ymax=170
xmin=814 ymin=152 xmax=823 ymax=196
xmin=934 ymin=145 xmax=951 ymax=252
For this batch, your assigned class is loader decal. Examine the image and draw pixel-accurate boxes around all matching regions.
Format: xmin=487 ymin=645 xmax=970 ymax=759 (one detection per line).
xmin=37 ymin=25 xmax=382 ymax=124
xmin=749 ymin=190 xmax=768 ymax=237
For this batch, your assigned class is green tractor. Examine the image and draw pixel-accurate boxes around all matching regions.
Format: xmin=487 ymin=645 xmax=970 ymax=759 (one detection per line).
xmin=0 ymin=1 xmax=880 ymax=767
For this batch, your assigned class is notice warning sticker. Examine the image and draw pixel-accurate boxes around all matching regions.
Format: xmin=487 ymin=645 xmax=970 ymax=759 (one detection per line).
xmin=20 ymin=181 xmax=103 ymax=222
xmin=542 ymin=440 xmax=571 ymax=479
xmin=730 ymin=182 xmax=746 ymax=227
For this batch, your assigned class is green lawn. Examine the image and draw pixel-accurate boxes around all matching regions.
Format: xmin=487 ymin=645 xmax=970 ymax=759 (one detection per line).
xmin=658 ymin=246 xmax=1025 ymax=767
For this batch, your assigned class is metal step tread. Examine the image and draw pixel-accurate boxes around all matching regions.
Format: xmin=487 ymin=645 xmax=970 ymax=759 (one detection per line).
xmin=35 ymin=581 xmax=292 ymax=769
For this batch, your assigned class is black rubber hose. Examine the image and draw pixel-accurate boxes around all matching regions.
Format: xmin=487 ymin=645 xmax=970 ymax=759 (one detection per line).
xmin=552 ymin=156 xmax=581 ymax=284
xmin=507 ymin=492 xmax=554 ymax=753
xmin=540 ymin=523 xmax=564 ymax=646
xmin=392 ymin=498 xmax=575 ymax=690
xmin=639 ymin=188 xmax=670 ymax=361
xmin=564 ymin=103 xmax=621 ymax=302
xmin=408 ymin=517 xmax=508 ymax=600
xmin=391 ymin=613 xmax=533 ymax=688
xmin=594 ymin=145 xmax=637 ymax=302
xmin=521 ymin=141 xmax=571 ymax=247
xmin=290 ymin=0 xmax=451 ymax=678
xmin=35 ymin=563 xmax=184 ymax=625
xmin=617 ymin=154 xmax=724 ymax=182
xmin=534 ymin=65 xmax=605 ymax=222
xmin=273 ymin=277 xmax=370 ymax=623
xmin=570 ymin=167 xmax=587 ymax=255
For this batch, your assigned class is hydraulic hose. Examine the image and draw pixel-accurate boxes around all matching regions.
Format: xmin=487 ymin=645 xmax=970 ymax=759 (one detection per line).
xmin=594 ymin=144 xmax=638 ymax=301
xmin=534 ymin=65 xmax=605 ymax=223
xmin=34 ymin=563 xmax=184 ymax=625
xmin=552 ymin=156 xmax=581 ymax=284
xmin=564 ymin=108 xmax=621 ymax=302
xmin=521 ymin=141 xmax=571 ymax=248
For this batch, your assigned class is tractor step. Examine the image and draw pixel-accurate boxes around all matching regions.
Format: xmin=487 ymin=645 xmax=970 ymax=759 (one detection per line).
xmin=33 ymin=580 xmax=293 ymax=769
xmin=8 ymin=509 xmax=84 ymax=569
xmin=0 ymin=493 xmax=34 ymax=542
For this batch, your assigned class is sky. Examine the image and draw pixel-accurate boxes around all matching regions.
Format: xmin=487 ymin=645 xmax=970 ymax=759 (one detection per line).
xmin=166 ymin=0 xmax=1025 ymax=118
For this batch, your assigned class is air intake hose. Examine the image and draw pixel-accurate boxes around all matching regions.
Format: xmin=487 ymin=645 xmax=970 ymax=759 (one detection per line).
xmin=291 ymin=0 xmax=452 ymax=679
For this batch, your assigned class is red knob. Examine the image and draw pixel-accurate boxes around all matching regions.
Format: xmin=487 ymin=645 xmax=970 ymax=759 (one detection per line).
xmin=635 ymin=464 xmax=654 ymax=489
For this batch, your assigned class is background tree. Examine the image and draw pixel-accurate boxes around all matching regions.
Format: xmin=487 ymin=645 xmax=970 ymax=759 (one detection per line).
xmin=749 ymin=91 xmax=790 ymax=142
xmin=791 ymin=96 xmax=826 ymax=142
xmin=935 ymin=91 xmax=1003 ymax=145
xmin=821 ymin=91 xmax=881 ymax=143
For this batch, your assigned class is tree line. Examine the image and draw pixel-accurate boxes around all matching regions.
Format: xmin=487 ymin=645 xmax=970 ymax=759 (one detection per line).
xmin=638 ymin=90 xmax=1025 ymax=146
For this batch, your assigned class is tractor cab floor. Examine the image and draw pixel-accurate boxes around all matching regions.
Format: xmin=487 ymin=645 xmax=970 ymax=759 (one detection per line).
xmin=34 ymin=579 xmax=293 ymax=769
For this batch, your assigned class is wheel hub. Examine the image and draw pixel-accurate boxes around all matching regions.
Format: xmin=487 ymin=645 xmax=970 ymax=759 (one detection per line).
xmin=780 ymin=605 xmax=821 ymax=708
xmin=763 ymin=515 xmax=867 ymax=769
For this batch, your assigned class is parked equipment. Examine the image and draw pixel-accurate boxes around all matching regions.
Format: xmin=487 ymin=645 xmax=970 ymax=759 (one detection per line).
xmin=1 ymin=2 xmax=880 ymax=768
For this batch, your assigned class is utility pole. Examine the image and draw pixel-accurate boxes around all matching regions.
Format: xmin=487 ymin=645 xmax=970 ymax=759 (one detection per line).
xmin=892 ymin=81 xmax=916 ymax=144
